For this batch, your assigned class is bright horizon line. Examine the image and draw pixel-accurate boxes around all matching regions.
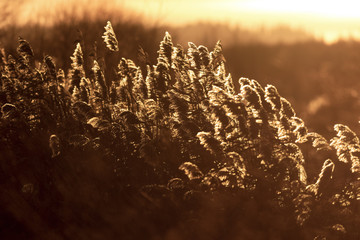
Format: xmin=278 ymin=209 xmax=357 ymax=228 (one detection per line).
xmin=14 ymin=0 xmax=360 ymax=44
xmin=122 ymin=0 xmax=360 ymax=43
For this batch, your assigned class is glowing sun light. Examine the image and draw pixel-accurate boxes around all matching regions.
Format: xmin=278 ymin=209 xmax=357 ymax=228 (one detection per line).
xmin=238 ymin=0 xmax=360 ymax=19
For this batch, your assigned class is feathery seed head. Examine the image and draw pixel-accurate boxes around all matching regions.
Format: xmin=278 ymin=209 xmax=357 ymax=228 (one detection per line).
xmin=315 ymin=159 xmax=334 ymax=190
xmin=281 ymin=97 xmax=296 ymax=118
xmin=239 ymin=77 xmax=251 ymax=88
xmin=197 ymin=131 xmax=223 ymax=155
xmin=70 ymin=43 xmax=83 ymax=69
xmin=44 ymin=55 xmax=56 ymax=78
xmin=102 ymin=21 xmax=119 ymax=52
xmin=198 ymin=45 xmax=210 ymax=66
xmin=210 ymin=40 xmax=225 ymax=69
xmin=179 ymin=162 xmax=203 ymax=180
xmin=17 ymin=37 xmax=34 ymax=59
xmin=241 ymin=85 xmax=262 ymax=109
xmin=334 ymin=124 xmax=359 ymax=145
xmin=265 ymin=84 xmax=282 ymax=111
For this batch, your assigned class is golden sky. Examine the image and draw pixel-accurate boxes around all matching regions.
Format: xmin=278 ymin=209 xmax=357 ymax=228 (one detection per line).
xmin=15 ymin=0 xmax=360 ymax=43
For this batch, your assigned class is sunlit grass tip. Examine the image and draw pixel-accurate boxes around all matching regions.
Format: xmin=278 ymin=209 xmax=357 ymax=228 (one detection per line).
xmin=102 ymin=21 xmax=119 ymax=52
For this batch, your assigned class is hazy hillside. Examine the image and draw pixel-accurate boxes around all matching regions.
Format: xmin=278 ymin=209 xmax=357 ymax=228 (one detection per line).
xmin=171 ymin=22 xmax=314 ymax=46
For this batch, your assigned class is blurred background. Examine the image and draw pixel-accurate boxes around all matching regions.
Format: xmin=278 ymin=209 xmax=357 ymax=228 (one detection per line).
xmin=2 ymin=0 xmax=360 ymax=137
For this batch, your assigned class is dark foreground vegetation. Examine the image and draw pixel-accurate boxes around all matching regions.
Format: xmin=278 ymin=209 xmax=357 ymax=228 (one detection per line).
xmin=1 ymin=21 xmax=360 ymax=240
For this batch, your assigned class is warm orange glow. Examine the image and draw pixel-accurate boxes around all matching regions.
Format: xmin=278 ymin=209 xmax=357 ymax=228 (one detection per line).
xmin=13 ymin=0 xmax=360 ymax=43
xmin=234 ymin=0 xmax=360 ymax=19
xmin=121 ymin=0 xmax=360 ymax=43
